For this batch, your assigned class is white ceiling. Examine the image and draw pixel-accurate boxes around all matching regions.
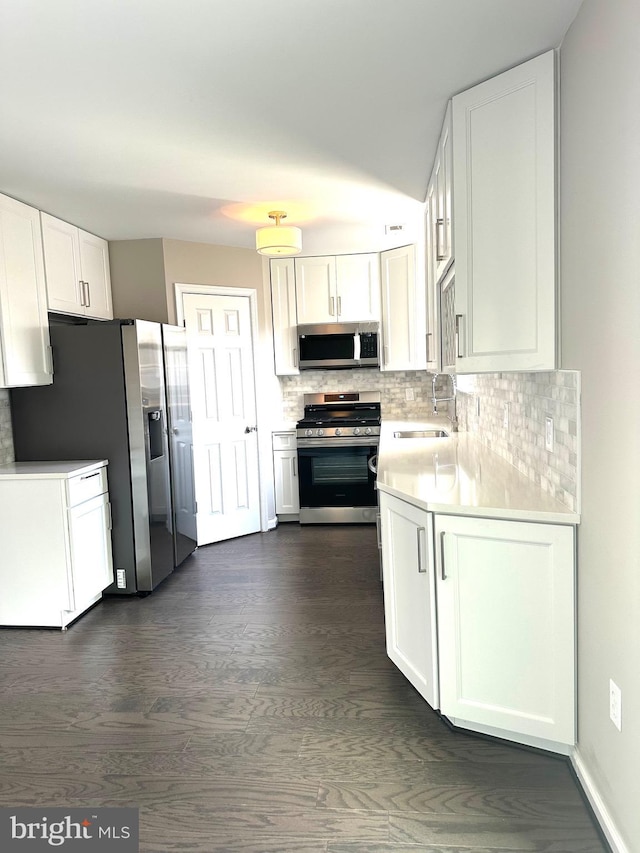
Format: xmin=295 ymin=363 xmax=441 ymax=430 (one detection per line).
xmin=0 ymin=0 xmax=583 ymax=256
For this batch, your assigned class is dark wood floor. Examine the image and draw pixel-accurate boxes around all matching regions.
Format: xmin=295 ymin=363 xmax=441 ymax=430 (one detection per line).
xmin=0 ymin=524 xmax=607 ymax=852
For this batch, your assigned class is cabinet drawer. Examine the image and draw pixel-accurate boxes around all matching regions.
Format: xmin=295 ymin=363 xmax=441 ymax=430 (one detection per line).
xmin=273 ymin=431 xmax=297 ymax=451
xmin=66 ymin=466 xmax=108 ymax=506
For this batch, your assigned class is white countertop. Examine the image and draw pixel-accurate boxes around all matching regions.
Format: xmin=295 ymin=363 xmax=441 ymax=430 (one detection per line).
xmin=377 ymin=420 xmax=579 ymax=524
xmin=0 ymin=460 xmax=108 ymax=480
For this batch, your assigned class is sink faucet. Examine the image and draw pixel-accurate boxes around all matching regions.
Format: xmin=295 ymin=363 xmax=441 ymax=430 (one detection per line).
xmin=431 ymin=373 xmax=459 ymax=431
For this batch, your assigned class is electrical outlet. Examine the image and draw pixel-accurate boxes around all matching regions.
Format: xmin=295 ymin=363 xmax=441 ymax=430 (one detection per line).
xmin=405 ymin=387 xmax=415 ymax=402
xmin=503 ymin=402 xmax=509 ymax=430
xmin=475 ymin=396 xmax=481 ymax=417
xmin=116 ymin=569 xmax=126 ymax=589
xmin=545 ymin=416 xmax=554 ymax=452
xmin=610 ymin=679 xmax=622 ymax=731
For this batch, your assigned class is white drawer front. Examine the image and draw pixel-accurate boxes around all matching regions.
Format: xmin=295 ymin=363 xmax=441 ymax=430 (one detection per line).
xmin=66 ymin=466 xmax=108 ymax=506
xmin=273 ymin=432 xmax=297 ymax=451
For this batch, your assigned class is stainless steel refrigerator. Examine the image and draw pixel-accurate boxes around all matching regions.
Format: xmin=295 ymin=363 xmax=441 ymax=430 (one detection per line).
xmin=10 ymin=318 xmax=197 ymax=594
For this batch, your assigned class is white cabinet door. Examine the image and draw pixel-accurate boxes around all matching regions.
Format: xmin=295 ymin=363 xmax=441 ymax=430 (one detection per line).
xmin=78 ymin=229 xmax=113 ymax=319
xmin=68 ymin=492 xmax=114 ymax=611
xmin=380 ymin=244 xmax=426 ymax=371
xmin=453 ymin=50 xmax=556 ymax=373
xmin=0 ymin=194 xmax=52 ymax=388
xmin=41 ymin=212 xmax=113 ymax=320
xmin=435 ymin=514 xmax=575 ymax=747
xmin=295 ymin=256 xmax=337 ymax=324
xmin=334 ymin=253 xmax=380 ymax=322
xmin=425 ymin=177 xmax=440 ymax=372
xmin=434 ymin=102 xmax=454 ymax=282
xmin=379 ymin=491 xmax=438 ymax=708
xmin=270 ymin=258 xmax=299 ymax=375
xmin=274 ymin=449 xmax=299 ymax=515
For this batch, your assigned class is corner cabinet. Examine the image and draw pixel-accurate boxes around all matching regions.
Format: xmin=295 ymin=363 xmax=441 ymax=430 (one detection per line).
xmin=0 ymin=461 xmax=114 ymax=629
xmin=452 ymin=50 xmax=556 ymax=373
xmin=379 ymin=491 xmax=438 ymax=708
xmin=295 ymin=253 xmax=380 ymax=324
xmin=435 ymin=514 xmax=575 ymax=749
xmin=380 ymin=244 xmax=426 ymax=371
xmin=41 ymin=212 xmax=113 ymax=320
xmin=0 ymin=193 xmax=52 ymax=388
xmin=270 ymin=258 xmax=299 ymax=375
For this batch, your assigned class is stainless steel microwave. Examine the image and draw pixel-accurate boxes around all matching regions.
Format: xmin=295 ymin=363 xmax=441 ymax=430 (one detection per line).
xmin=297 ymin=322 xmax=380 ymax=370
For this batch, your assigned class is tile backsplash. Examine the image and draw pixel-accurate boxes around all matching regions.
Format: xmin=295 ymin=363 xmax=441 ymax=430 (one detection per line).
xmin=0 ymin=390 xmax=14 ymax=464
xmin=456 ymin=371 xmax=580 ymax=512
xmin=280 ymin=368 xmax=580 ymax=512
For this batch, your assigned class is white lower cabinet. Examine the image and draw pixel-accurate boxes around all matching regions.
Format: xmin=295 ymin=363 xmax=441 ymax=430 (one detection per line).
xmin=379 ymin=491 xmax=438 ymax=708
xmin=435 ymin=514 xmax=575 ymax=749
xmin=273 ymin=431 xmax=299 ymax=518
xmin=0 ymin=461 xmax=114 ymax=629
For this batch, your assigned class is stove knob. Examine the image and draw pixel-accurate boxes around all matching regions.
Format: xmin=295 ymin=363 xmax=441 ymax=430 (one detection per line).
xmin=317 ymin=428 xmax=325 ymax=437
xmin=305 ymin=429 xmax=313 ymax=437
xmin=335 ymin=428 xmax=342 ymax=436
xmin=353 ymin=427 xmax=361 ymax=436
xmin=365 ymin=427 xmax=373 ymax=436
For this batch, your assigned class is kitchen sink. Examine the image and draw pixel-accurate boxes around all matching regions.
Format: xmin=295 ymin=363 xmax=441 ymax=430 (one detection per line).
xmin=393 ymin=429 xmax=449 ymax=439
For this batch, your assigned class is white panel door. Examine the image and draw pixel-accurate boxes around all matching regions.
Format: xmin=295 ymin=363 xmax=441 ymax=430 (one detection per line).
xmin=379 ymin=492 xmax=438 ymax=708
xmin=435 ymin=514 xmax=575 ymax=745
xmin=183 ymin=293 xmax=260 ymax=545
xmin=295 ymin=256 xmax=337 ymax=324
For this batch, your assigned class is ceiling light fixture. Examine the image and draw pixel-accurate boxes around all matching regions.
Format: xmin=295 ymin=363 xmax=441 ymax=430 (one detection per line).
xmin=255 ymin=211 xmax=302 ymax=256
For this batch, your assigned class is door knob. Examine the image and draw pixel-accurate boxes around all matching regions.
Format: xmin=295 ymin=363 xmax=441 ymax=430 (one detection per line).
xmin=245 ymin=425 xmax=258 ymax=433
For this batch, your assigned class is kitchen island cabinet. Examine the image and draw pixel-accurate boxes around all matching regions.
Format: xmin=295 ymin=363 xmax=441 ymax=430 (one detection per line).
xmin=0 ymin=460 xmax=113 ymax=629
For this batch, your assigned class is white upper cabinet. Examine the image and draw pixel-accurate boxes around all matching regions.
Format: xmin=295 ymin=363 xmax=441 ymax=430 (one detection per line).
xmin=434 ymin=101 xmax=454 ymax=282
xmin=41 ymin=213 xmax=113 ymax=320
xmin=380 ymin=244 xmax=426 ymax=371
xmin=270 ymin=258 xmax=299 ymax=375
xmin=0 ymin=193 xmax=52 ymax=388
xmin=295 ymin=253 xmax=380 ymax=324
xmin=453 ymin=50 xmax=556 ymax=373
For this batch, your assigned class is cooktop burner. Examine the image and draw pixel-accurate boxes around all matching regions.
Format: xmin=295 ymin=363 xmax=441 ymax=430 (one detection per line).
xmin=296 ymin=391 xmax=381 ymax=439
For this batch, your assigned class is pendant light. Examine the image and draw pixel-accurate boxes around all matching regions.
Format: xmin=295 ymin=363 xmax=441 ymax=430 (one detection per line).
xmin=255 ymin=211 xmax=302 ymax=256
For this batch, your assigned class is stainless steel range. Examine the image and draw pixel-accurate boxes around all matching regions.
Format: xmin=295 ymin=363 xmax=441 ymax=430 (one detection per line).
xmin=296 ymin=392 xmax=380 ymax=524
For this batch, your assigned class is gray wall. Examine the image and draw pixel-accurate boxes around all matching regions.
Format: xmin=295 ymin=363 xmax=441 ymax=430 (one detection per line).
xmin=560 ymin=0 xmax=640 ymax=848
xmin=109 ymin=238 xmax=167 ymax=323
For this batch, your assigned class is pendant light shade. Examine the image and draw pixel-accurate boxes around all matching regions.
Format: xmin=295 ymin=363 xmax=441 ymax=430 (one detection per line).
xmin=256 ymin=211 xmax=302 ymax=256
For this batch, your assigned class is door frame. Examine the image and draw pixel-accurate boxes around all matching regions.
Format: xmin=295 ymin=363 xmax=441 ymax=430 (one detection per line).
xmin=174 ymin=282 xmax=271 ymax=534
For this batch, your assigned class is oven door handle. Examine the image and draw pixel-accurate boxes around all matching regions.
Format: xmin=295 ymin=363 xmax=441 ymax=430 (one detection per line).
xmin=297 ymin=438 xmax=380 ymax=449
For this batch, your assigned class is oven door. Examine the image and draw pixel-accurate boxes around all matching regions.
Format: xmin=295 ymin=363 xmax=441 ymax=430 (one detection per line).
xmin=297 ymin=439 xmax=378 ymax=510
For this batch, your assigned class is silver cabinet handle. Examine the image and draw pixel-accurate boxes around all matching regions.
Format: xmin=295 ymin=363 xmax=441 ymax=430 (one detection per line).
xmin=440 ymin=530 xmax=447 ymax=580
xmin=426 ymin=332 xmax=432 ymax=362
xmin=78 ymin=280 xmax=85 ymax=306
xmin=417 ymin=526 xmax=426 ymax=573
xmin=376 ymin=513 xmax=382 ymax=550
xmin=292 ymin=456 xmax=297 ymax=478
xmin=292 ymin=347 xmax=298 ymax=368
xmin=436 ymin=218 xmax=446 ymax=261
xmin=455 ymin=314 xmax=464 ymax=358
xmin=80 ymin=471 xmax=100 ymax=480
xmin=84 ymin=281 xmax=91 ymax=307
xmin=383 ymin=344 xmax=389 ymax=367
xmin=330 ymin=296 xmax=336 ymax=316
xmin=337 ymin=295 xmax=342 ymax=316
xmin=106 ymin=501 xmax=113 ymax=531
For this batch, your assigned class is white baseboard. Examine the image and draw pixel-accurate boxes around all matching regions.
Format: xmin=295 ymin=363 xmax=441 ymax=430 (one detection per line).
xmin=571 ymin=748 xmax=629 ymax=853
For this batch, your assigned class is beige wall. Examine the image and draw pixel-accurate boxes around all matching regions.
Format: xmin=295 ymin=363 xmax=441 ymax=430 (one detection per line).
xmin=162 ymin=239 xmax=266 ymax=326
xmin=109 ymin=238 xmax=167 ymax=323
xmin=560 ymin=1 xmax=640 ymax=848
